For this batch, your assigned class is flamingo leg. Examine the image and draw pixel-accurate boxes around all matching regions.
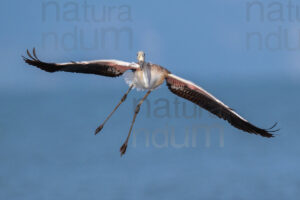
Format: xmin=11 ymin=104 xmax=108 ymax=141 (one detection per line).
xmin=95 ymin=85 xmax=133 ymax=135
xmin=120 ymin=90 xmax=152 ymax=156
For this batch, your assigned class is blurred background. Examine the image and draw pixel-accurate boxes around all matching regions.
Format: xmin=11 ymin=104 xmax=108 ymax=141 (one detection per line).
xmin=0 ymin=0 xmax=299 ymax=199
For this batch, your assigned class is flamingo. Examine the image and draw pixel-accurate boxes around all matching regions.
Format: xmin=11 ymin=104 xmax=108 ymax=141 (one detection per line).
xmin=23 ymin=49 xmax=278 ymax=156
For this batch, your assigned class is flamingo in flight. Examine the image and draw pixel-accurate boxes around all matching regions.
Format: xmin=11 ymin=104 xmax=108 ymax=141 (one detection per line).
xmin=23 ymin=49 xmax=278 ymax=156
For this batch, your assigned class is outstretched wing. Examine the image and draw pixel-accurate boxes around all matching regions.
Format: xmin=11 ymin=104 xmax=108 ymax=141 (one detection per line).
xmin=166 ymin=74 xmax=278 ymax=138
xmin=22 ymin=48 xmax=139 ymax=77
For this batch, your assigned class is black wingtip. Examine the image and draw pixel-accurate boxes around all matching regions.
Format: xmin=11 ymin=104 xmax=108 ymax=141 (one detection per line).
xmin=26 ymin=48 xmax=36 ymax=60
xmin=268 ymin=122 xmax=280 ymax=133
xmin=260 ymin=131 xmax=274 ymax=138
xmin=259 ymin=122 xmax=280 ymax=138
xmin=32 ymin=47 xmax=38 ymax=59
xmin=22 ymin=48 xmax=61 ymax=73
xmin=266 ymin=122 xmax=278 ymax=131
xmin=23 ymin=48 xmax=36 ymax=65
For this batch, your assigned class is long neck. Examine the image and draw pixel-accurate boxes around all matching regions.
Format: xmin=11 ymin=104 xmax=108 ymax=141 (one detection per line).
xmin=139 ymin=61 xmax=145 ymax=69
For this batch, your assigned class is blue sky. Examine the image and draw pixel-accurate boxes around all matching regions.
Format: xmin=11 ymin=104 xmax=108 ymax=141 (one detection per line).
xmin=1 ymin=0 xmax=300 ymax=91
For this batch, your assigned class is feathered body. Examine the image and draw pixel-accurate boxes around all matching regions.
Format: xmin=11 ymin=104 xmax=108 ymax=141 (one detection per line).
xmin=125 ymin=62 xmax=169 ymax=90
